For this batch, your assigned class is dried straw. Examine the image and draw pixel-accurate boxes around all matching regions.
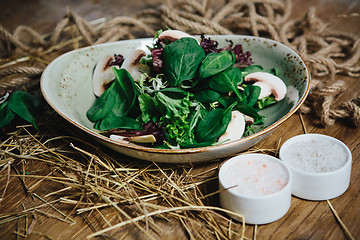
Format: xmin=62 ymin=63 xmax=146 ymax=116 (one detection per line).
xmin=1 ymin=117 xmax=268 ymax=238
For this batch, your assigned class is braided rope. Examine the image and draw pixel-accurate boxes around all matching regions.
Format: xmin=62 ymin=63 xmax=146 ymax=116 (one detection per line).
xmin=0 ymin=66 xmax=43 ymax=78
xmin=0 ymin=0 xmax=359 ymax=127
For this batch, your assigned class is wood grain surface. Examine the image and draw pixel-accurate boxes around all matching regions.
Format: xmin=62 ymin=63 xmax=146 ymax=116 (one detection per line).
xmin=0 ymin=0 xmax=359 ymax=239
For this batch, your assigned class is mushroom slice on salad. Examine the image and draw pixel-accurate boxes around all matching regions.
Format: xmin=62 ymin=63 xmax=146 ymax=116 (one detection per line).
xmin=218 ymin=110 xmax=246 ymax=143
xmin=121 ymin=49 xmax=150 ymax=82
xmin=253 ymin=81 xmax=272 ymax=99
xmin=244 ymin=72 xmax=287 ymax=101
xmin=110 ymin=134 xmax=157 ymax=144
xmin=158 ymin=29 xmax=198 ymax=42
xmin=92 ymin=55 xmax=118 ymax=97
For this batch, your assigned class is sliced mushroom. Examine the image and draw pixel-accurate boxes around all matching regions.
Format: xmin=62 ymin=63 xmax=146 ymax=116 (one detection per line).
xmin=158 ymin=30 xmax=198 ymax=42
xmin=244 ymin=72 xmax=287 ymax=101
xmin=127 ymin=134 xmax=157 ymax=144
xmin=92 ymin=55 xmax=118 ymax=97
xmin=218 ymin=111 xmax=246 ymax=143
xmin=244 ymin=115 xmax=254 ymax=125
xmin=110 ymin=134 xmax=127 ymax=143
xmin=110 ymin=134 xmax=157 ymax=144
xmin=121 ymin=49 xmax=150 ymax=82
xmin=253 ymin=81 xmax=272 ymax=99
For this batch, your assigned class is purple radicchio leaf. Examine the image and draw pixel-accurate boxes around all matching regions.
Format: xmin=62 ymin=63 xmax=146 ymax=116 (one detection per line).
xmin=200 ymin=34 xmax=219 ymax=54
xmin=200 ymin=35 xmax=253 ymax=67
xmin=151 ymin=48 xmax=164 ymax=73
xmin=109 ymin=54 xmax=125 ymax=67
xmin=222 ymin=40 xmax=253 ymax=67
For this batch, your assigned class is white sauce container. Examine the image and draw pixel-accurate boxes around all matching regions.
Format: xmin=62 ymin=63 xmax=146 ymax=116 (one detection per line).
xmin=279 ymin=134 xmax=352 ymax=201
xmin=219 ymin=153 xmax=292 ymax=225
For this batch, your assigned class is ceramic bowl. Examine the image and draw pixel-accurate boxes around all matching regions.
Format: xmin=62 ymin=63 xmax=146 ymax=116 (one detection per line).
xmin=41 ymin=35 xmax=310 ymax=163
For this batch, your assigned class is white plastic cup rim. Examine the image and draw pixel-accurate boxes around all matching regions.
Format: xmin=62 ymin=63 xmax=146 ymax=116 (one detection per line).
xmin=279 ymin=134 xmax=352 ymax=201
xmin=218 ymin=153 xmax=292 ymax=225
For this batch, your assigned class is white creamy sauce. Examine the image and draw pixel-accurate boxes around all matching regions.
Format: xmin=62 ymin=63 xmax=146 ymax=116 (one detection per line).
xmin=223 ymin=158 xmax=289 ymax=197
xmin=282 ymin=139 xmax=347 ymax=173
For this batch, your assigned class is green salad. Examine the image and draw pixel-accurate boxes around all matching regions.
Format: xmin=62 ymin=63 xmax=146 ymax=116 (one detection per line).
xmin=86 ymin=30 xmax=286 ymax=149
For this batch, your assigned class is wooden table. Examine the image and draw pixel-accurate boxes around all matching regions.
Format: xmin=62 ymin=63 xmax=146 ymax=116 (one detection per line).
xmin=0 ymin=0 xmax=359 ymax=239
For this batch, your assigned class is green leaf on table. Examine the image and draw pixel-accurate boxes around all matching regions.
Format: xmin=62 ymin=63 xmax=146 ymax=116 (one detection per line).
xmin=0 ymin=102 xmax=15 ymax=128
xmin=240 ymin=65 xmax=264 ymax=75
xmin=179 ymin=138 xmax=214 ymax=148
xmin=7 ymin=91 xmax=41 ymax=129
xmin=157 ymin=87 xmax=190 ymax=99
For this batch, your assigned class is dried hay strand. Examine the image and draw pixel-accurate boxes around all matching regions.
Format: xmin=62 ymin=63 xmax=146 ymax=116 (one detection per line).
xmin=0 ymin=113 xmax=277 ymax=239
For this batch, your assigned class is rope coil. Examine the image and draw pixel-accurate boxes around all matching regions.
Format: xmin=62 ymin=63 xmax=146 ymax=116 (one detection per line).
xmin=0 ymin=0 xmax=359 ymax=127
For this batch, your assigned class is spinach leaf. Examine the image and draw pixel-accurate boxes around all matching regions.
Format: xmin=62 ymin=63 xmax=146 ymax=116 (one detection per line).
xmin=195 ymin=104 xmax=234 ymax=143
xmin=0 ymin=102 xmax=15 ymax=128
xmin=241 ymin=65 xmax=279 ymax=76
xmin=8 ymin=91 xmax=41 ymax=129
xmin=241 ymin=85 xmax=261 ymax=107
xmin=87 ymin=82 xmax=117 ymax=122
xmin=162 ymin=38 xmax=205 ymax=86
xmin=209 ymin=67 xmax=243 ymax=100
xmin=157 ymin=87 xmax=190 ymax=99
xmin=240 ymin=65 xmax=263 ymax=75
xmin=96 ymin=116 xmax=142 ymax=131
xmin=193 ymin=89 xmax=221 ymax=104
xmin=179 ymin=139 xmax=215 ymax=148
xmin=234 ymin=101 xmax=263 ymax=123
xmin=112 ymin=68 xmax=139 ymax=115
xmin=218 ymin=95 xmax=263 ymax=122
xmin=87 ymin=68 xmax=137 ymax=123
xmin=199 ymin=51 xmax=235 ymax=79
